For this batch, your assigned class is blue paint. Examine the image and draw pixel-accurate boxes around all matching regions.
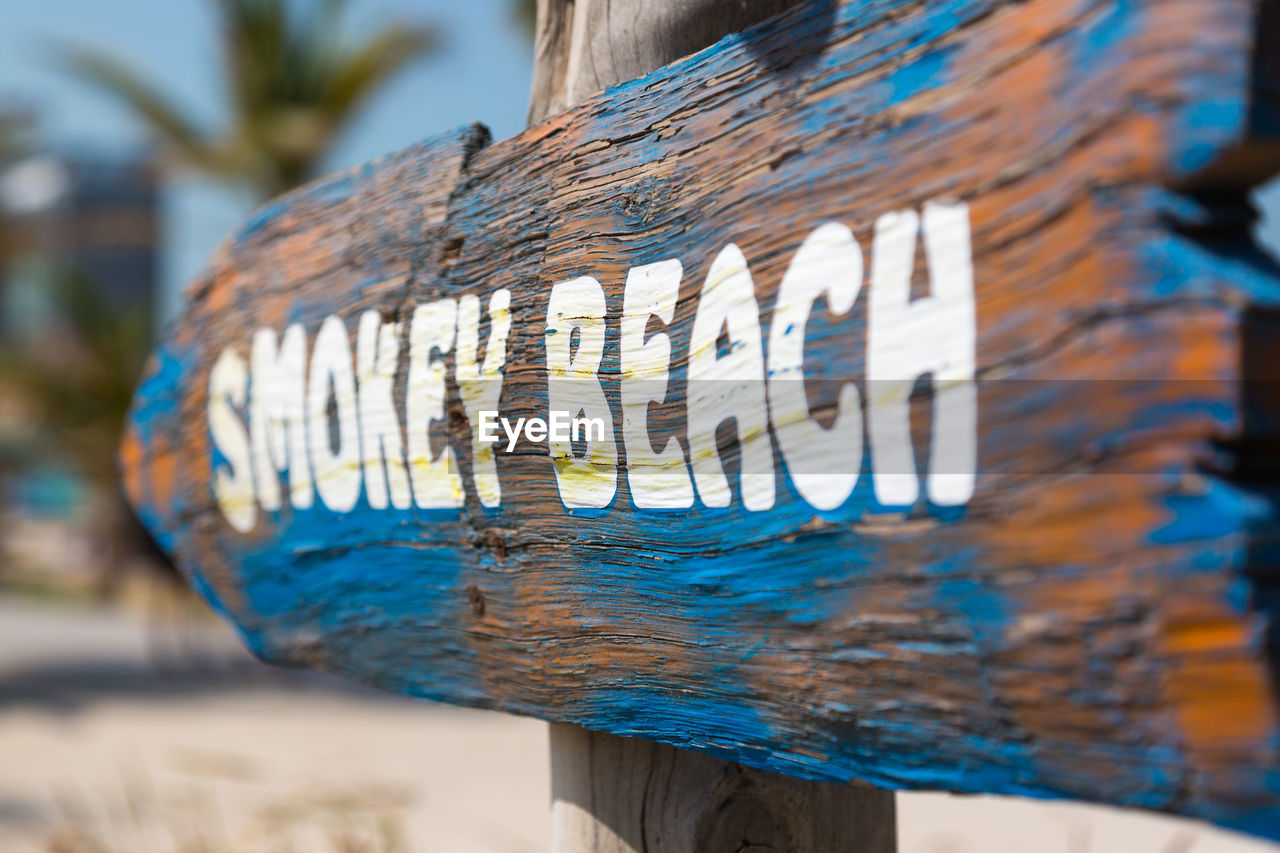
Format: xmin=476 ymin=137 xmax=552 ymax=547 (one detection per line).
xmin=1070 ymin=0 xmax=1140 ymax=72
xmin=884 ymin=49 xmax=952 ymax=106
xmin=1153 ymin=477 xmax=1264 ymax=548
xmin=234 ymin=198 xmax=292 ymax=246
xmin=1141 ymin=217 xmax=1280 ymax=303
xmin=1171 ymin=96 xmax=1251 ymax=179
xmin=131 ymin=343 xmax=190 ymax=430
xmin=303 ymin=169 xmax=361 ymax=206
xmin=934 ymin=579 xmax=1007 ymax=649
xmin=125 ymin=340 xmax=200 ymax=554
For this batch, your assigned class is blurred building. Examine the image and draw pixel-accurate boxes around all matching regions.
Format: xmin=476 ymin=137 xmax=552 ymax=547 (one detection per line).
xmin=0 ymin=107 xmax=161 ymax=591
xmin=0 ymin=146 xmax=159 ymax=340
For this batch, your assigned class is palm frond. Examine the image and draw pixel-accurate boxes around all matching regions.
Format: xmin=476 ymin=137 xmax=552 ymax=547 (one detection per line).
xmin=54 ymin=46 xmax=217 ymax=170
xmin=512 ymin=0 xmax=538 ymax=40
xmin=58 ymin=0 xmax=441 ymax=199
xmin=326 ymin=24 xmax=439 ymax=123
xmin=220 ymin=0 xmax=290 ymax=116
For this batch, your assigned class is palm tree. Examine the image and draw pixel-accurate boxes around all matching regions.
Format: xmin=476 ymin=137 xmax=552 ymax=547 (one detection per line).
xmin=59 ymin=0 xmax=440 ymax=199
xmin=513 ymin=0 xmax=537 ymax=40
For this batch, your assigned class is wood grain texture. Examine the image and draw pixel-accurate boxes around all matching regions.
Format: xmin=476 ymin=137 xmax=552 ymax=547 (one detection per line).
xmin=550 ymin=724 xmax=896 ymax=852
xmin=526 ymin=0 xmax=801 ymax=125
xmin=122 ymin=0 xmax=1280 ymax=840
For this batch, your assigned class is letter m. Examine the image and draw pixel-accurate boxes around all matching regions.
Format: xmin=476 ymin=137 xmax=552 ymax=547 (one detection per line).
xmin=573 ymin=416 xmax=607 ymax=443
xmin=251 ymin=325 xmax=314 ymax=509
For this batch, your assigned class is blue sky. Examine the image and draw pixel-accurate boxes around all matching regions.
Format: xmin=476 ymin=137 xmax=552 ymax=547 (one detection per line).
xmin=0 ymin=0 xmax=534 ymax=321
xmin=2 ymin=0 xmax=1278 ymax=322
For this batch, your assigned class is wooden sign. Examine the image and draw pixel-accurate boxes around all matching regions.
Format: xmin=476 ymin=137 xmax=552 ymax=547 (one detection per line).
xmin=122 ymin=0 xmax=1280 ymax=840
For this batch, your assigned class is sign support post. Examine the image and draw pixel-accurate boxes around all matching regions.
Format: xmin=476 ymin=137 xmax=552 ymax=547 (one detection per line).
xmin=550 ymin=723 xmax=897 ymax=852
xmin=529 ymin=3 xmax=899 ymax=849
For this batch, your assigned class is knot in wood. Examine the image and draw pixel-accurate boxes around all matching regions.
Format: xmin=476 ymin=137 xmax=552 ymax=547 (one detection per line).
xmin=465 ymin=584 xmax=486 ymax=617
xmin=695 ymin=777 xmax=799 ymax=853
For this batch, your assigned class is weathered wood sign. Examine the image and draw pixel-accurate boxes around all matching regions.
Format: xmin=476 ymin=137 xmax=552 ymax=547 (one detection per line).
xmin=122 ymin=0 xmax=1280 ymax=840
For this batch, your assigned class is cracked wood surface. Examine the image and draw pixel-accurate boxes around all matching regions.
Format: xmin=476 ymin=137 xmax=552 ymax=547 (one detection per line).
xmin=122 ymin=0 xmax=1280 ymax=840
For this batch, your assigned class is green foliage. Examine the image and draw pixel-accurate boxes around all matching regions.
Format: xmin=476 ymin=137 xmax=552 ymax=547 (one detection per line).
xmin=57 ymin=0 xmax=440 ymax=199
xmin=512 ymin=0 xmax=537 ymax=40
xmin=0 ymin=264 xmax=150 ymax=486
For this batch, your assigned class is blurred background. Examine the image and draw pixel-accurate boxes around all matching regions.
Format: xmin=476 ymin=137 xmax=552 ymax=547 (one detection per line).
xmin=1 ymin=1 xmax=1280 ymax=851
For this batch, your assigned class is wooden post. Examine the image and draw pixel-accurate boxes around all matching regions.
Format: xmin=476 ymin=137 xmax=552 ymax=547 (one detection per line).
xmin=531 ymin=3 xmax=897 ymax=849
xmin=550 ymin=725 xmax=896 ymax=853
xmin=527 ymin=0 xmax=800 ymax=125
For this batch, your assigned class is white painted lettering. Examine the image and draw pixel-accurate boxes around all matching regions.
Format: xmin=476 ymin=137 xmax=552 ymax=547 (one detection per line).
xmin=768 ymin=223 xmax=864 ymax=511
xmin=687 ymin=244 xmax=775 ymax=511
xmin=868 ymin=201 xmax=976 ymax=508
xmin=407 ymin=300 xmax=464 ymax=508
xmin=209 ymin=347 xmax=256 ymax=532
xmin=307 ymin=315 xmax=362 ymax=512
xmin=545 ymin=277 xmax=619 ymax=509
xmin=250 ymin=325 xmax=312 ymax=510
xmin=457 ymin=291 xmax=512 ymax=508
xmin=357 ymin=311 xmax=412 ymax=510
xmin=621 ymin=259 xmax=695 ymax=510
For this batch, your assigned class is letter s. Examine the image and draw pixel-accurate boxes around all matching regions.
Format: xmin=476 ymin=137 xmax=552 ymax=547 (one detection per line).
xmin=209 ymin=347 xmax=257 ymax=532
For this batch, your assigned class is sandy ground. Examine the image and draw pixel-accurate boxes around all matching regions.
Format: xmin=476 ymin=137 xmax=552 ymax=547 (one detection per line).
xmin=1 ymin=596 xmax=1278 ymax=853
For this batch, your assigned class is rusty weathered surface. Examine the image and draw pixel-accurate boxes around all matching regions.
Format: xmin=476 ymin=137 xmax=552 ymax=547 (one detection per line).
xmin=123 ymin=0 xmax=1280 ymax=839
